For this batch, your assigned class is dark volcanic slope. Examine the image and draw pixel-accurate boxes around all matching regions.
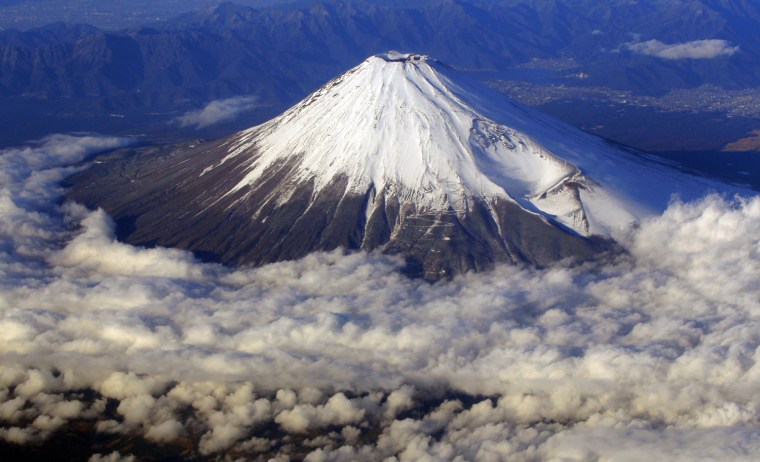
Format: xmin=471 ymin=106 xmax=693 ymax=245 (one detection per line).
xmin=66 ymin=142 xmax=610 ymax=280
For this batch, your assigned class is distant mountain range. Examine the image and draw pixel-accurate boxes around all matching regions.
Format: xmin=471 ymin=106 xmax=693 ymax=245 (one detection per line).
xmin=2 ymin=0 xmax=760 ymax=102
xmin=1 ymin=0 xmax=759 ymax=151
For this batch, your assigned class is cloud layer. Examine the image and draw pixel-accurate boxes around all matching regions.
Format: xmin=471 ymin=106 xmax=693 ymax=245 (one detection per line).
xmin=624 ymin=39 xmax=739 ymax=59
xmin=1 ymin=135 xmax=759 ymax=460
xmin=174 ymin=96 xmax=258 ymax=129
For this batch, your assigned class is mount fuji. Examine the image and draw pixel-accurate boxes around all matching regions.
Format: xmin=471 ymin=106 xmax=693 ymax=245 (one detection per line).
xmin=67 ymin=52 xmax=737 ymax=279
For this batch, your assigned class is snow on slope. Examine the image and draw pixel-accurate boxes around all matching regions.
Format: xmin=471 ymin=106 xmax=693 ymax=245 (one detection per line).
xmin=207 ymin=52 xmax=735 ymax=237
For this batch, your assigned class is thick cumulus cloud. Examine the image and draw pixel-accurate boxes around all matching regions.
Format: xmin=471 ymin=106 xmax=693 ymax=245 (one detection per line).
xmin=623 ymin=38 xmax=739 ymax=59
xmin=1 ymin=135 xmax=760 ymax=460
xmin=174 ymin=96 xmax=258 ymax=129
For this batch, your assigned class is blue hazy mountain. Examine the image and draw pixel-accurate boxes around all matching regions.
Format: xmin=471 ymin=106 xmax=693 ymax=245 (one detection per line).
xmin=0 ymin=0 xmax=759 ymax=153
xmin=2 ymin=0 xmax=759 ymax=99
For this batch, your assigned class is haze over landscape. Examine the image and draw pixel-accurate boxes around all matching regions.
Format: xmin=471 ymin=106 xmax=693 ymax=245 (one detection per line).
xmin=0 ymin=1 xmax=759 ymax=461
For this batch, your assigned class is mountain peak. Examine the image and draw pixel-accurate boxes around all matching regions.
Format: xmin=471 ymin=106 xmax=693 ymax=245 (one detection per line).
xmin=220 ymin=50 xmax=595 ymax=236
xmin=67 ymin=53 xmax=740 ymax=279
xmin=202 ymin=50 xmax=730 ymax=240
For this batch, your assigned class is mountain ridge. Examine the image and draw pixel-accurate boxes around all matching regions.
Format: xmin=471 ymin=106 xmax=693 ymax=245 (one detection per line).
xmin=3 ymin=0 xmax=760 ymax=102
xmin=3 ymin=0 xmax=760 ymax=150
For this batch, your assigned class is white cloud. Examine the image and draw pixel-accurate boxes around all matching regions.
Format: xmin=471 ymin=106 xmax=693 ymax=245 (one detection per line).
xmin=88 ymin=452 xmax=136 ymax=462
xmin=144 ymin=419 xmax=185 ymax=443
xmin=624 ymin=39 xmax=739 ymax=60
xmin=174 ymin=96 xmax=258 ymax=129
xmin=98 ymin=372 xmax=165 ymax=401
xmin=0 ymin=134 xmax=759 ymax=459
xmin=275 ymin=392 xmax=369 ymax=434
xmin=50 ymin=208 xmax=211 ymax=280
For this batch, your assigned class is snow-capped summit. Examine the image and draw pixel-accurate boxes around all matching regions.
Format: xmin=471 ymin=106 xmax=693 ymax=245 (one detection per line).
xmin=210 ymin=51 xmax=721 ymax=238
xmin=67 ymin=52 xmax=740 ymax=279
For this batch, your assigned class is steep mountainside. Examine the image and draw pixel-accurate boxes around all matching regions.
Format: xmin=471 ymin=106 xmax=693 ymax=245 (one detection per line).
xmin=66 ymin=53 xmax=738 ymax=279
